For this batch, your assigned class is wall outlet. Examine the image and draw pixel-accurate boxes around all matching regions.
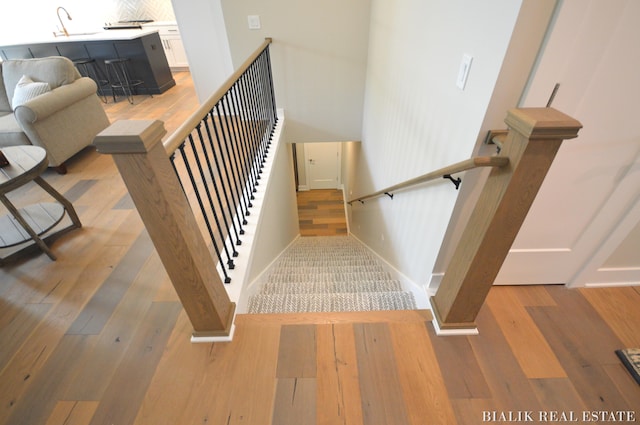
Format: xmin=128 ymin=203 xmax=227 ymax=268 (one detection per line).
xmin=456 ymin=54 xmax=473 ymax=90
xmin=247 ymin=15 xmax=261 ymax=30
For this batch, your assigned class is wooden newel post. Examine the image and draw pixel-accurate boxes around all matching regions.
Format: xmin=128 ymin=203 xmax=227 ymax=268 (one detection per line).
xmin=94 ymin=120 xmax=235 ymax=339
xmin=431 ymin=108 xmax=582 ymax=331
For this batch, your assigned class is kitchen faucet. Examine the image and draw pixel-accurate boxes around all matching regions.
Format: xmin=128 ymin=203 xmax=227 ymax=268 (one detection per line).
xmin=56 ymin=6 xmax=72 ymax=37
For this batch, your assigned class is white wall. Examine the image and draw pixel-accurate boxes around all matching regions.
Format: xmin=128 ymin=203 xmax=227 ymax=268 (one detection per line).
xmin=346 ymin=0 xmax=523 ymax=289
xmin=431 ymin=0 xmax=558 ymax=285
xmin=220 ymin=0 xmax=371 ymax=143
xmin=171 ymin=0 xmax=233 ymax=102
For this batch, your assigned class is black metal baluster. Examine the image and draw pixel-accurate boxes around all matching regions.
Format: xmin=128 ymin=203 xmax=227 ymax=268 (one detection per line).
xmin=238 ymin=71 xmax=262 ymax=189
xmin=215 ymin=103 xmax=250 ymax=226
xmin=246 ymin=59 xmax=267 ymax=174
xmin=209 ymin=109 xmax=248 ymax=232
xmin=202 ymin=114 xmax=245 ymax=240
xmin=186 ymin=134 xmax=236 ymax=269
xmin=230 ymin=82 xmax=257 ymax=200
xmin=264 ymin=46 xmax=278 ymax=126
xmin=178 ymin=144 xmax=231 ymax=283
xmin=194 ymin=122 xmax=239 ymax=257
xmin=256 ymin=51 xmax=271 ymax=162
xmin=222 ymin=95 xmax=253 ymax=209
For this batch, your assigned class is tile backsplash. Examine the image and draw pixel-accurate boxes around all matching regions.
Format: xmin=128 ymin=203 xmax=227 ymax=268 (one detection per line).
xmin=108 ymin=0 xmax=176 ymax=22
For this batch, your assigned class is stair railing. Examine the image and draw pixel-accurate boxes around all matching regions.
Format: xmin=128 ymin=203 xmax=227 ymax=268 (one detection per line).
xmin=348 ymin=156 xmax=509 ymax=204
xmin=164 ymin=37 xmax=277 ymax=284
xmin=349 ymin=107 xmax=582 ymax=333
xmin=93 ymin=38 xmax=276 ymax=340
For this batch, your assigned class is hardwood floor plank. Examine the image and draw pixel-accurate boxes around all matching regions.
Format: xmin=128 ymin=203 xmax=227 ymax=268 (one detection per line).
xmin=389 ymin=321 xmax=458 ymax=425
xmin=133 ymin=311 xmax=227 ymax=425
xmin=66 ymin=230 xmax=153 ymax=335
xmin=545 ymin=286 xmax=629 ymax=365
xmin=353 ymin=322 xmax=410 ymax=425
xmin=4 ymin=334 xmax=96 ymax=425
xmin=113 ymin=193 xmax=134 ymax=210
xmin=63 ymin=179 xmax=99 ymax=203
xmin=0 ymin=243 xmax=133 ymax=423
xmin=450 ymin=399 xmax=500 ymax=425
xmin=272 ymin=378 xmax=316 ymax=425
xmin=486 ymin=287 xmax=566 ymax=379
xmin=3 ymin=207 xmax=132 ymax=303
xmin=87 ymin=301 xmax=182 ymax=425
xmin=316 ymin=323 xmax=364 ymax=425
xmin=469 ymin=306 xmax=544 ymax=413
xmin=45 ymin=401 xmax=99 ymax=425
xmin=426 ymin=326 xmax=491 ymax=399
xmin=236 ymin=309 xmax=432 ymax=325
xmin=580 ymin=286 xmax=640 ymax=347
xmin=208 ymin=320 xmax=281 ymax=425
xmin=64 ymin=249 xmax=172 ymax=400
xmin=602 ymin=363 xmax=640 ymax=407
xmin=297 ymin=189 xmax=347 ymax=236
xmin=529 ymin=378 xmax=588 ymax=412
xmin=276 ymin=324 xmax=317 ymax=378
xmin=0 ymin=302 xmax=51 ymax=369
xmin=528 ymin=304 xmax=633 ymax=411
xmin=512 ymin=284 xmax=557 ymax=306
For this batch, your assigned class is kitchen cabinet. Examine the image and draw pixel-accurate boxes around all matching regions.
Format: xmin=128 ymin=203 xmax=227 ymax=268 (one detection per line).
xmin=143 ymin=22 xmax=189 ymax=70
xmin=0 ymin=30 xmax=176 ymax=95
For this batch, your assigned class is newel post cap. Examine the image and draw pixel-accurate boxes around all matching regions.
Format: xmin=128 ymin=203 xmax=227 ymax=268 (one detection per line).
xmin=505 ymin=107 xmax=582 ymax=140
xmin=93 ymin=120 xmax=167 ymax=154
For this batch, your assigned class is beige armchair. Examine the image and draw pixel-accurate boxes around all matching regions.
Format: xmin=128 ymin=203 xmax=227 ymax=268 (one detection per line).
xmin=0 ymin=56 xmax=110 ymax=173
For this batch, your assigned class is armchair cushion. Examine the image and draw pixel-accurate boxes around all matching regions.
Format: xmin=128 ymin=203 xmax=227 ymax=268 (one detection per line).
xmin=0 ymin=57 xmax=110 ymax=168
xmin=2 ymin=57 xmax=80 ymax=107
xmin=14 ymin=77 xmax=96 ymax=123
xmin=12 ymin=75 xmax=51 ymax=108
xmin=0 ymin=112 xmax=30 ymax=146
xmin=0 ymin=67 xmax=11 ymax=112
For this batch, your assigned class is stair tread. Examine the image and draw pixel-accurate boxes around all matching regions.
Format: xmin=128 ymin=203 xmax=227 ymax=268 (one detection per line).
xmin=268 ymin=271 xmax=393 ymax=283
xmin=248 ymin=292 xmax=417 ymax=314
xmin=260 ymin=280 xmax=403 ymax=294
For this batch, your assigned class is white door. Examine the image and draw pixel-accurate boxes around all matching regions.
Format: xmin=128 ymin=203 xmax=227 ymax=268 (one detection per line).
xmin=304 ymin=142 xmax=341 ymax=190
xmin=495 ymin=0 xmax=640 ymax=287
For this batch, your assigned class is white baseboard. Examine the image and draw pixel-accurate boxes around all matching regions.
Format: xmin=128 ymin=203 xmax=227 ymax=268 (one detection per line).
xmin=235 ymin=235 xmax=302 ymax=313
xmin=298 ymin=185 xmax=310 ymax=191
xmin=584 ymin=281 xmax=640 ymax=288
xmin=426 ymin=297 xmax=479 ymax=336
xmin=191 ymin=324 xmax=236 ymax=343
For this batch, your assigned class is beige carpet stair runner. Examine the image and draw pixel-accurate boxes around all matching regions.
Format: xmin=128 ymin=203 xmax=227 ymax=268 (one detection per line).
xmin=248 ymin=236 xmax=417 ymax=313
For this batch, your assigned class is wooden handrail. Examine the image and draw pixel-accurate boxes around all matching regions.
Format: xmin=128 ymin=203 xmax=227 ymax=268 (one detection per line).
xmin=348 ymin=156 xmax=509 ymax=204
xmin=163 ymin=37 xmax=273 ymax=155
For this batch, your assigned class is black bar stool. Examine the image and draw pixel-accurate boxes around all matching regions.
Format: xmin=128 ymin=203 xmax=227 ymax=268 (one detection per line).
xmin=104 ymin=58 xmax=152 ymax=104
xmin=73 ymin=58 xmax=109 ymax=103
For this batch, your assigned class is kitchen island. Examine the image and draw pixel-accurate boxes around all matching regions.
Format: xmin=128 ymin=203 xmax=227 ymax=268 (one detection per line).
xmin=0 ymin=29 xmax=175 ymax=94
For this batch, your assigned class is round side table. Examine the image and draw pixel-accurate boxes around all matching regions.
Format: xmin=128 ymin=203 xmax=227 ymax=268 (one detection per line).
xmin=0 ymin=146 xmax=81 ymax=263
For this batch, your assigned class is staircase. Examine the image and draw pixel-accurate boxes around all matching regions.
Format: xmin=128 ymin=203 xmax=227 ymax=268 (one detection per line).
xmin=247 ymin=236 xmax=417 ymax=313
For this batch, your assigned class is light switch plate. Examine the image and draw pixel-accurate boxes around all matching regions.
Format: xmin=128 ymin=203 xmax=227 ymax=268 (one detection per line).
xmin=248 ymin=15 xmax=261 ymax=30
xmin=456 ymin=54 xmax=473 ymax=90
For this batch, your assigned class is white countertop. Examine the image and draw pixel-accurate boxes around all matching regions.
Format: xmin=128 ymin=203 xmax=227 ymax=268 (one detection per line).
xmin=0 ymin=28 xmax=159 ymax=47
xmin=142 ymin=21 xmax=178 ymax=27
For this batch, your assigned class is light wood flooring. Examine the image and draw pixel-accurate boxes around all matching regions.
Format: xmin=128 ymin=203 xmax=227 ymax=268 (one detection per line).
xmin=297 ymin=189 xmax=348 ymax=236
xmin=0 ymin=72 xmax=639 ymax=425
